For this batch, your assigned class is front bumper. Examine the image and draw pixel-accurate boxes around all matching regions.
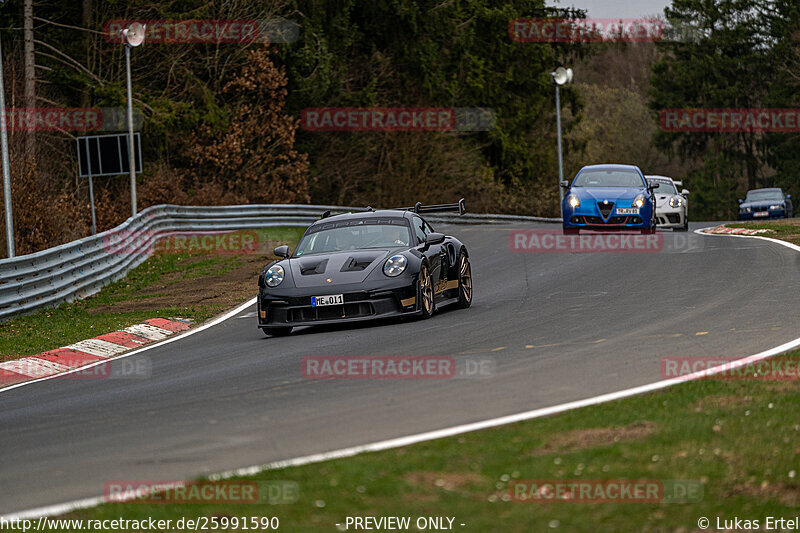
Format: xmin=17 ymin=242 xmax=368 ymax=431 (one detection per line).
xmin=655 ymin=206 xmax=686 ymax=228
xmin=738 ymin=210 xmax=785 ymax=220
xmin=563 ymin=214 xmax=651 ymax=231
xmin=258 ymin=281 xmax=419 ymax=328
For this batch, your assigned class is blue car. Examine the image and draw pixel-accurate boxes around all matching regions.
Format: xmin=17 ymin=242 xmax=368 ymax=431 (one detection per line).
xmin=561 ymin=164 xmax=658 ymax=235
xmin=738 ymin=188 xmax=793 ymax=220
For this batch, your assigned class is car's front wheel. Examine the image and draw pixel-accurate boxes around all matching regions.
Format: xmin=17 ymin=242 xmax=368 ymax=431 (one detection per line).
xmin=419 ymin=263 xmax=435 ymax=319
xmin=455 ymin=251 xmax=472 ymax=309
xmin=262 ymin=327 xmax=292 ymax=337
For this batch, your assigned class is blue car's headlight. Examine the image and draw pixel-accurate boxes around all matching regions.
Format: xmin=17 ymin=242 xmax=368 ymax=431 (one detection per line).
xmin=741 ymin=207 xmax=752 ymax=213
xmin=265 ymin=264 xmax=285 ymax=287
xmin=769 ymin=204 xmax=782 ymax=210
xmin=633 ymin=194 xmax=646 ymax=208
xmin=567 ymin=194 xmax=580 ymax=208
xmin=383 ymin=255 xmax=407 ymax=277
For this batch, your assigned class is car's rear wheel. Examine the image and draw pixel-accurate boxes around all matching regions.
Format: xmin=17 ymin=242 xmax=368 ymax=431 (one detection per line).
xmin=456 ymin=251 xmax=472 ymax=309
xmin=419 ymin=263 xmax=435 ymax=319
xmin=262 ymin=327 xmax=292 ymax=337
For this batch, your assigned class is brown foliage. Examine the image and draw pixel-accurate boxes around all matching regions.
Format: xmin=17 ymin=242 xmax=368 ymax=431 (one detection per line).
xmin=186 ymin=46 xmax=310 ymax=204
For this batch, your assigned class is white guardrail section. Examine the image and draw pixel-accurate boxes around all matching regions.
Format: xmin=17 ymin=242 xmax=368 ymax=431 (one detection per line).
xmin=0 ymin=204 xmax=559 ymax=321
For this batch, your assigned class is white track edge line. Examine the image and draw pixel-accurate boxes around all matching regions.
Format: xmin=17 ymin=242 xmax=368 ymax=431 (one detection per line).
xmin=0 ymin=298 xmax=257 ymax=394
xmin=4 ymin=226 xmax=800 ymax=519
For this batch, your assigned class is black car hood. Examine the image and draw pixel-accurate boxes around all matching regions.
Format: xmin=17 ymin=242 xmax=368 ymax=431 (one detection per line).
xmin=287 ymin=249 xmax=397 ymax=287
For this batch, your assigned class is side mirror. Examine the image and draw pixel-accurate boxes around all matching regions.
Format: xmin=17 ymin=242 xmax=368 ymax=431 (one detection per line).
xmin=648 ymin=182 xmax=660 ymax=191
xmin=681 ymin=189 xmax=690 ymax=196
xmin=273 ymin=245 xmax=290 ymax=258
xmin=425 ymin=232 xmax=446 ymax=245
xmin=738 ymin=199 xmax=743 ymax=204
xmin=560 ymin=180 xmax=570 ymax=188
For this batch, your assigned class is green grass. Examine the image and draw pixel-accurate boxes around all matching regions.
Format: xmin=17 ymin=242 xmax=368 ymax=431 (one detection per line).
xmin=47 ymin=350 xmax=800 ymax=532
xmin=0 ymin=227 xmax=305 ymax=359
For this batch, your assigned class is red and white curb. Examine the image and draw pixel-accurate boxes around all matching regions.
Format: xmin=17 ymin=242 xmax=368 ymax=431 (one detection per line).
xmin=702 ymin=225 xmax=775 ymax=235
xmin=0 ymin=318 xmax=191 ymax=387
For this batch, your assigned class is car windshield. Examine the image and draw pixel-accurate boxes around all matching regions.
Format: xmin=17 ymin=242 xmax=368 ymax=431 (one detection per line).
xmin=294 ymin=218 xmax=411 ymax=256
xmin=573 ymin=169 xmax=645 ymax=188
xmin=745 ymin=190 xmax=784 ymax=202
xmin=648 ymin=180 xmax=677 ymax=195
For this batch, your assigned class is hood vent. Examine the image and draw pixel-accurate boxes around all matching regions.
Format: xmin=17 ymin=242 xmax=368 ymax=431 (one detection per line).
xmin=299 ymin=259 xmax=328 ymax=275
xmin=341 ymin=256 xmax=378 ymax=272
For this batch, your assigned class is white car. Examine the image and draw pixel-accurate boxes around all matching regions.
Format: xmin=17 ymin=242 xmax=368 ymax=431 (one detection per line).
xmin=646 ymin=175 xmax=690 ymax=231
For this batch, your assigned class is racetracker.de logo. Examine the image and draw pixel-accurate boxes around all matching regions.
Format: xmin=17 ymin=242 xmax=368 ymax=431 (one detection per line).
xmin=104 ymin=19 xmax=300 ymax=44
xmin=660 ymin=109 xmax=800 ymax=132
xmin=509 ymin=230 xmax=663 ymax=253
xmin=302 ymin=356 xmax=456 ymax=379
xmin=104 ymin=480 xmax=299 ymax=504
xmin=102 ymin=230 xmax=258 ymax=255
xmin=661 ymin=356 xmax=800 ymax=381
xmin=509 ymin=479 xmax=702 ymax=503
xmin=2 ymin=107 xmax=142 ymax=132
xmin=509 ymin=18 xmax=664 ymax=43
xmin=300 ymin=107 xmax=496 ymax=132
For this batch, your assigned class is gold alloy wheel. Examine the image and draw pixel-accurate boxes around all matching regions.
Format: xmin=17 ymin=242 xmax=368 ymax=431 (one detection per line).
xmin=460 ymin=254 xmax=472 ymax=303
xmin=421 ymin=265 xmax=434 ymax=315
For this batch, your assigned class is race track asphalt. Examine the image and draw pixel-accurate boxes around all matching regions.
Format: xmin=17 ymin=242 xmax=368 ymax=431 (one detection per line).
xmin=1 ymin=222 xmax=799 ymax=514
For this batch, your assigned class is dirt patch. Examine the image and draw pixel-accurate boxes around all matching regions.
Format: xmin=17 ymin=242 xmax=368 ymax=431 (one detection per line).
xmin=87 ymin=241 xmax=284 ymax=315
xmin=725 ymin=481 xmax=800 ymax=506
xmin=690 ymin=395 xmax=753 ymax=412
xmin=403 ymin=471 xmax=486 ymax=492
xmin=529 ymin=421 xmax=658 ymax=456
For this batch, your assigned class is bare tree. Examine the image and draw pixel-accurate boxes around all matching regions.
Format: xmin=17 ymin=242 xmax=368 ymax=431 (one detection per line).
xmin=23 ymin=0 xmax=35 ymax=157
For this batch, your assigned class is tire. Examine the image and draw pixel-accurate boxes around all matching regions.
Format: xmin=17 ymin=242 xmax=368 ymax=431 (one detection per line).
xmin=262 ymin=327 xmax=292 ymax=337
xmin=675 ymin=218 xmax=689 ymax=232
xmin=419 ymin=262 xmax=435 ymax=319
xmin=455 ymin=251 xmax=472 ymax=309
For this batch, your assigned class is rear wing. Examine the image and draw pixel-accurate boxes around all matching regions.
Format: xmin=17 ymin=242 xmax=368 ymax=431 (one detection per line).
xmin=398 ymin=198 xmax=466 ymax=215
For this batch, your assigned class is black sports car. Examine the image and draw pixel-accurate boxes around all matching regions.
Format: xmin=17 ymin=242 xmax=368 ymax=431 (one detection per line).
xmin=257 ymin=200 xmax=473 ymax=336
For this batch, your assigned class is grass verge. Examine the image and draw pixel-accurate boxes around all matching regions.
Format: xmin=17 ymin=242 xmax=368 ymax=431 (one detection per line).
xmin=727 ymin=218 xmax=800 ymax=245
xmin=46 ymin=350 xmax=800 ymax=532
xmin=0 ymin=227 xmax=305 ymax=360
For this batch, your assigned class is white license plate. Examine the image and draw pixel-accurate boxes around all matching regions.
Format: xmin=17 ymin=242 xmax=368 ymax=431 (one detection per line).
xmin=754 ymin=211 xmax=768 ymax=217
xmin=616 ymin=208 xmax=639 ymax=215
xmin=312 ymin=294 xmax=344 ymax=307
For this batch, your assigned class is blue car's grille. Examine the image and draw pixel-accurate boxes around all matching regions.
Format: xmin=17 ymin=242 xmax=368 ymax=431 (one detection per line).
xmin=598 ymin=202 xmax=614 ymax=218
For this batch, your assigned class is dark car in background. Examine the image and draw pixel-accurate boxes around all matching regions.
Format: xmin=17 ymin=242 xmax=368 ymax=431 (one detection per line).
xmin=738 ymin=188 xmax=793 ymax=220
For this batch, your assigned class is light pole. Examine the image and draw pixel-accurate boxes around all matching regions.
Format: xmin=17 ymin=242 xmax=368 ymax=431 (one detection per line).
xmin=0 ymin=21 xmax=14 ymax=258
xmin=551 ymin=66 xmax=573 ymax=213
xmin=121 ymin=22 xmax=145 ymax=217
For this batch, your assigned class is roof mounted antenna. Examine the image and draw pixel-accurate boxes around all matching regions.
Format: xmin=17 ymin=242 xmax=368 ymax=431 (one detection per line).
xmin=413 ymin=202 xmax=422 ymax=214
xmin=320 ymin=210 xmax=331 ymax=219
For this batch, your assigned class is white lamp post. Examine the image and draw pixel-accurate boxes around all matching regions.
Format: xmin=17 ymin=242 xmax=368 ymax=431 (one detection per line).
xmin=121 ymin=22 xmax=145 ymax=217
xmin=551 ymin=66 xmax=573 ymax=212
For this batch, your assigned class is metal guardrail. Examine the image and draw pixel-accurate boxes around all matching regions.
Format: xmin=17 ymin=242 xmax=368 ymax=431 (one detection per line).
xmin=0 ymin=204 xmax=559 ymax=321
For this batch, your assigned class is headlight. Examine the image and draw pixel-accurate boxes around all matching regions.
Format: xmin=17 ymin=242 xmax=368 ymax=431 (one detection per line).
xmin=740 ymin=207 xmax=752 ymax=213
xmin=567 ymin=195 xmax=580 ymax=208
xmin=669 ymin=197 xmax=683 ymax=208
xmin=265 ymin=264 xmax=285 ymax=287
xmin=633 ymin=194 xmax=646 ymax=208
xmin=769 ymin=204 xmax=782 ymax=210
xmin=383 ymin=255 xmax=407 ymax=277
